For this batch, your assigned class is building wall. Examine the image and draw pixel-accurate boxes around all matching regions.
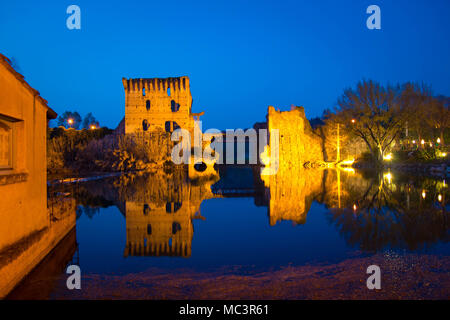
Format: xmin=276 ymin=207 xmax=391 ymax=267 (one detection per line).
xmin=0 ymin=60 xmax=49 ymax=249
xmin=123 ymin=77 xmax=194 ymax=134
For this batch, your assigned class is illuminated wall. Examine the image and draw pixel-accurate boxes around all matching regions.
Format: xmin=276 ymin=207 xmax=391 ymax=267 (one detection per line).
xmin=122 ymin=77 xmax=195 ymax=135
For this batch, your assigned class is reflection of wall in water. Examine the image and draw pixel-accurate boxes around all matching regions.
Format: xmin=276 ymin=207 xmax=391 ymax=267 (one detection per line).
xmin=123 ymin=172 xmax=215 ymax=258
xmin=5 ymin=227 xmax=77 ymax=300
xmin=262 ymin=167 xmax=325 ymax=226
xmin=124 ymin=201 xmax=195 ymax=257
xmin=0 ymin=197 xmax=76 ymax=298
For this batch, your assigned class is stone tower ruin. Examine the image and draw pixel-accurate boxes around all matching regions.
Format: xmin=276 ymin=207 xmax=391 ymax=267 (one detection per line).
xmin=122 ymin=77 xmax=198 ymax=134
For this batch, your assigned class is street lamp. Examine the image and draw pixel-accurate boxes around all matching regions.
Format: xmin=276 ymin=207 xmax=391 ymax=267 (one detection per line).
xmin=67 ymin=118 xmax=74 ymax=128
xmin=437 ymin=138 xmax=441 ymax=144
xmin=351 ymin=119 xmax=356 ymax=124
xmin=90 ymin=124 xmax=97 ymax=130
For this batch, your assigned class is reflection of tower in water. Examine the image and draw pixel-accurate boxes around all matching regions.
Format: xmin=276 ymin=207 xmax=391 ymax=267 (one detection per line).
xmin=123 ymin=170 xmax=216 ymax=257
xmin=261 ymin=166 xmax=325 ymax=226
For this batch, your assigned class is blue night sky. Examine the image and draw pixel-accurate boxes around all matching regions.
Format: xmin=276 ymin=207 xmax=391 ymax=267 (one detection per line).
xmin=1 ymin=0 xmax=449 ymax=130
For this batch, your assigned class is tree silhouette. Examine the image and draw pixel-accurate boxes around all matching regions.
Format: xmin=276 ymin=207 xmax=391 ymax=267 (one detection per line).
xmin=82 ymin=112 xmax=99 ymax=129
xmin=326 ymin=80 xmax=411 ymax=163
xmin=57 ymin=111 xmax=82 ymax=129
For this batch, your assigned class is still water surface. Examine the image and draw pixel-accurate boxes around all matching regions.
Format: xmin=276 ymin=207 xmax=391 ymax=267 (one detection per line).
xmin=11 ymin=166 xmax=450 ymax=299
xmin=73 ymin=167 xmax=450 ymax=270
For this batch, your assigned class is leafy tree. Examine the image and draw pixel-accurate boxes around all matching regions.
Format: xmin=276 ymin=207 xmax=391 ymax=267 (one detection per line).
xmin=82 ymin=112 xmax=100 ymax=129
xmin=327 ymin=80 xmax=407 ymax=164
xmin=57 ymin=111 xmax=82 ymax=129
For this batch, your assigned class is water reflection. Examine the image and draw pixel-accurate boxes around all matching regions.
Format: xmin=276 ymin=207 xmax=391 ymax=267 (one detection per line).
xmin=0 ymin=195 xmax=76 ymax=298
xmin=67 ymin=166 xmax=449 ymax=257
xmin=325 ymin=171 xmax=449 ymax=252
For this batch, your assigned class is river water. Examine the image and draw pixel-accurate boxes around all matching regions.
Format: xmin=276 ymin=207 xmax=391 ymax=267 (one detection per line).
xmin=8 ymin=166 xmax=450 ymax=299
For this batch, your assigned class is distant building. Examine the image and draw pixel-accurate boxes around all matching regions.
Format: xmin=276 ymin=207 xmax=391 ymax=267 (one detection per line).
xmin=0 ymin=53 xmax=75 ymax=298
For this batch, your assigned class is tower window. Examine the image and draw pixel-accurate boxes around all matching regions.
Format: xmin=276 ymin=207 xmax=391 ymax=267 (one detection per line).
xmin=143 ymin=204 xmax=151 ymax=215
xmin=142 ymin=87 xmax=146 ymax=96
xmin=142 ymin=119 xmax=149 ymax=131
xmin=165 ymin=121 xmax=171 ymax=133
xmin=171 ymin=100 xmax=180 ymax=112
xmin=172 ymin=222 xmax=181 ymax=235
xmin=167 ymin=87 xmax=171 ymax=97
xmin=146 ymin=99 xmax=151 ymax=111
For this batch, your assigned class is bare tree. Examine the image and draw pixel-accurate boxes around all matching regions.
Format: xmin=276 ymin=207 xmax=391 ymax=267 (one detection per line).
xmin=329 ymin=80 xmax=407 ymax=163
xmin=426 ymin=95 xmax=450 ymax=145
xmin=400 ymin=82 xmax=432 ymax=147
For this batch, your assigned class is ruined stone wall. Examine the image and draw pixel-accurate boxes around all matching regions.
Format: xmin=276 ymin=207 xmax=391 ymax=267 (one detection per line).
xmin=123 ymin=77 xmax=194 ymax=134
xmin=267 ymin=106 xmax=324 ymax=168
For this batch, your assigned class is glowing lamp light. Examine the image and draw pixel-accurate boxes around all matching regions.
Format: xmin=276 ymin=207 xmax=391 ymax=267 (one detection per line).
xmin=421 ymin=139 xmax=425 ymax=145
xmin=340 ymin=158 xmax=355 ymax=166
xmin=353 ymin=204 xmax=357 ymax=211
xmin=438 ymin=194 xmax=442 ymax=202
xmin=437 ymin=138 xmax=441 ymax=144
xmin=351 ymin=119 xmax=356 ymax=124
xmin=90 ymin=125 xmax=97 ymax=130
xmin=422 ymin=190 xmax=426 ymax=199
xmin=383 ymin=172 xmax=392 ymax=184
xmin=342 ymin=167 xmax=355 ymax=174
xmin=67 ymin=118 xmax=74 ymax=125
xmin=383 ymin=153 xmax=393 ymax=161
xmin=412 ymin=140 xmax=416 ymax=144
xmin=438 ymin=152 xmax=447 ymax=158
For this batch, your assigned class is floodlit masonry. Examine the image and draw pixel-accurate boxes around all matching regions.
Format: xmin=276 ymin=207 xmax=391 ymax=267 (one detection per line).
xmin=122 ymin=77 xmax=203 ymax=136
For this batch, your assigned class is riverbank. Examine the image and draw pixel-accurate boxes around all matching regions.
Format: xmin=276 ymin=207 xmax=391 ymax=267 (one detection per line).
xmin=48 ymin=253 xmax=450 ymax=300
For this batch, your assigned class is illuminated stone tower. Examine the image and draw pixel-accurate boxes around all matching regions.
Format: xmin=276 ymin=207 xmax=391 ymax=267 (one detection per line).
xmin=122 ymin=77 xmax=196 ymax=134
